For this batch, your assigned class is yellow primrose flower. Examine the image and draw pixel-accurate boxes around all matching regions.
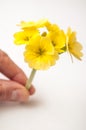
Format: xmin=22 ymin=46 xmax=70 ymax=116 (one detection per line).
xmin=17 ymin=21 xmax=37 ymax=30
xmin=35 ymin=19 xmax=50 ymax=28
xmin=14 ymin=30 xmax=39 ymax=45
xmin=18 ymin=19 xmax=49 ymax=30
xmin=24 ymin=34 xmax=58 ymax=70
xmin=47 ymin=30 xmax=66 ymax=53
xmin=46 ymin=23 xmax=60 ymax=32
xmin=66 ymin=28 xmax=83 ymax=60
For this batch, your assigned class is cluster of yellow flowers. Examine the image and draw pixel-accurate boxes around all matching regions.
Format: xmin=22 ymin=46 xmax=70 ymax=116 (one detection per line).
xmin=13 ymin=19 xmax=83 ymax=89
xmin=13 ymin=19 xmax=83 ymax=70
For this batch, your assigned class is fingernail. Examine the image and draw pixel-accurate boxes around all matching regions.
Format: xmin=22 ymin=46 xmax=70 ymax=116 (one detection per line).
xmin=11 ymin=90 xmax=27 ymax=102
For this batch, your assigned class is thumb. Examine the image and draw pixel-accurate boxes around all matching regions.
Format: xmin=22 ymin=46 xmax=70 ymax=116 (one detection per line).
xmin=0 ymin=80 xmax=29 ymax=102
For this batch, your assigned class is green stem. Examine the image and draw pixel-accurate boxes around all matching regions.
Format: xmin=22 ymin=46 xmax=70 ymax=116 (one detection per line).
xmin=25 ymin=69 xmax=36 ymax=89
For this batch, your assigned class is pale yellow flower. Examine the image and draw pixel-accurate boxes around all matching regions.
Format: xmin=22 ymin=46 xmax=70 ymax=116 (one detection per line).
xmin=24 ymin=34 xmax=58 ymax=70
xmin=14 ymin=30 xmax=39 ymax=45
xmin=66 ymin=28 xmax=83 ymax=60
xmin=47 ymin=30 xmax=66 ymax=53
xmin=35 ymin=19 xmax=50 ymax=28
xmin=18 ymin=19 xmax=49 ymax=30
xmin=17 ymin=21 xmax=37 ymax=30
xmin=46 ymin=23 xmax=60 ymax=32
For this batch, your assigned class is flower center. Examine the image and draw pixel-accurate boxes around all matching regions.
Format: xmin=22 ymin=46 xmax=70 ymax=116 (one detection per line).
xmin=52 ymin=41 xmax=56 ymax=46
xmin=24 ymin=36 xmax=29 ymax=41
xmin=37 ymin=48 xmax=45 ymax=56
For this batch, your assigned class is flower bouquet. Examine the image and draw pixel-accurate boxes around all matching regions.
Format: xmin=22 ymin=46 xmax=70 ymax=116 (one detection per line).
xmin=13 ymin=19 xmax=83 ymax=89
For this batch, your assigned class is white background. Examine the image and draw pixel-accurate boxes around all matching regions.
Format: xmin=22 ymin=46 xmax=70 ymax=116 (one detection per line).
xmin=0 ymin=0 xmax=86 ymax=130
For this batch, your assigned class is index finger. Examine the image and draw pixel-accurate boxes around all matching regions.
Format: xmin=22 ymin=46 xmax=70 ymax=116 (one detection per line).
xmin=0 ymin=49 xmax=27 ymax=85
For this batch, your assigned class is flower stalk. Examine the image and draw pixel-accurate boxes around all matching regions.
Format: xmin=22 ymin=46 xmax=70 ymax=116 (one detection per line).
xmin=25 ymin=69 xmax=36 ymax=89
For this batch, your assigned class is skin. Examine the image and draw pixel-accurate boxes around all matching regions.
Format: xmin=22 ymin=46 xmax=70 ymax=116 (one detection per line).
xmin=0 ymin=50 xmax=35 ymax=102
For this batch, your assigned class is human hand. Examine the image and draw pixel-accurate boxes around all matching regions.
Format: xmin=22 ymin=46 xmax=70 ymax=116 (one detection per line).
xmin=0 ymin=50 xmax=35 ymax=102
